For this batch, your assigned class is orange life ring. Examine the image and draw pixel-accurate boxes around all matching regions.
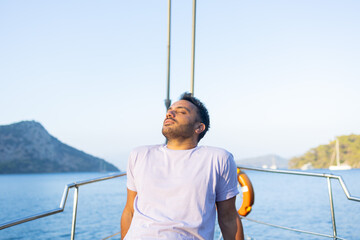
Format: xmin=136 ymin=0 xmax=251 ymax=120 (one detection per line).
xmin=237 ymin=168 xmax=255 ymax=216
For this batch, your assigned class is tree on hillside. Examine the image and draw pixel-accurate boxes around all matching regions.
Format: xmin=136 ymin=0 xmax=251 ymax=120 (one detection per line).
xmin=289 ymin=134 xmax=360 ymax=169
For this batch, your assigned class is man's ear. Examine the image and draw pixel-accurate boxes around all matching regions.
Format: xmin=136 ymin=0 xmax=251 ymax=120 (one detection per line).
xmin=195 ymin=123 xmax=205 ymax=134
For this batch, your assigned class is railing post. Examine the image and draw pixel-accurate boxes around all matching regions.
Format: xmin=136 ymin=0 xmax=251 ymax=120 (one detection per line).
xmin=327 ymin=177 xmax=337 ymax=239
xmin=71 ymin=186 xmax=79 ymax=240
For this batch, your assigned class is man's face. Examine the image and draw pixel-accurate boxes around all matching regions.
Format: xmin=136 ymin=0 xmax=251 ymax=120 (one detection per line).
xmin=162 ymin=100 xmax=200 ymax=140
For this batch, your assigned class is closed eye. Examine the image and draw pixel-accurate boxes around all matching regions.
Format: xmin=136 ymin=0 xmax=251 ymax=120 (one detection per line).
xmin=175 ymin=106 xmax=190 ymax=114
xmin=167 ymin=106 xmax=191 ymax=115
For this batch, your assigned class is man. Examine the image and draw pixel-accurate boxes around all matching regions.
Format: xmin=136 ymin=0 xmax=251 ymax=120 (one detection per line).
xmin=121 ymin=93 xmax=244 ymax=239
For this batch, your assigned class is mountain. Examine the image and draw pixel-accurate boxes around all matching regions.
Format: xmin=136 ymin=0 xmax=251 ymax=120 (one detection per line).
xmin=236 ymin=154 xmax=289 ymax=169
xmin=0 ymin=121 xmax=119 ymax=173
xmin=289 ymin=134 xmax=360 ymax=169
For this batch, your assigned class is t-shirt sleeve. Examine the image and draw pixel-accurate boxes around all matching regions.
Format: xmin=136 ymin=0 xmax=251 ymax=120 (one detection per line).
xmin=215 ymin=153 xmax=239 ymax=202
xmin=126 ymin=151 xmax=137 ymax=192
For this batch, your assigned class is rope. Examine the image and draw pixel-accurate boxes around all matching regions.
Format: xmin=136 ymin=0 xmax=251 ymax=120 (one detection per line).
xmin=101 ymin=231 xmax=121 ymax=240
xmin=241 ymin=216 xmax=346 ymax=240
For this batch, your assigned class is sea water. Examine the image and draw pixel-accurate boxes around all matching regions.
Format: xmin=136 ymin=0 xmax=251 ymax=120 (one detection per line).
xmin=238 ymin=169 xmax=360 ymax=240
xmin=0 ymin=169 xmax=359 ymax=240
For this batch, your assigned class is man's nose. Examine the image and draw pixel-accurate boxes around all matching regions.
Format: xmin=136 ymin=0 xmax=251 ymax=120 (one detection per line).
xmin=166 ymin=110 xmax=175 ymax=118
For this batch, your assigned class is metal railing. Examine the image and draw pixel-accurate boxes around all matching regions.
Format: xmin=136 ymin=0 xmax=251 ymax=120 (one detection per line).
xmin=1 ymin=168 xmax=359 ymax=240
xmin=237 ymin=166 xmax=360 ymax=240
xmin=0 ymin=171 xmax=126 ymax=240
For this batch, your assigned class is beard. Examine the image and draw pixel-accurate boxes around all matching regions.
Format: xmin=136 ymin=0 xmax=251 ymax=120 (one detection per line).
xmin=162 ymin=122 xmax=195 ymax=141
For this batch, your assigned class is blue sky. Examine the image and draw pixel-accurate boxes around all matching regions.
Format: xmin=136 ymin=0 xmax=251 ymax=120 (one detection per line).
xmin=1 ymin=0 xmax=359 ymax=170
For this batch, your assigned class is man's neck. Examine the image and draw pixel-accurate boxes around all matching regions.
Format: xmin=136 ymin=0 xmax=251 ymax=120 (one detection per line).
xmin=166 ymin=138 xmax=198 ymax=150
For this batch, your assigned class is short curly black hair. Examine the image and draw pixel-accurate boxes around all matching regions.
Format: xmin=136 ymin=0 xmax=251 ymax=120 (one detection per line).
xmin=180 ymin=92 xmax=210 ymax=142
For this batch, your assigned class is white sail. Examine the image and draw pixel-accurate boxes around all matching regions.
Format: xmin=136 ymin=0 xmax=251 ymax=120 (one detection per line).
xmin=329 ymin=138 xmax=352 ymax=170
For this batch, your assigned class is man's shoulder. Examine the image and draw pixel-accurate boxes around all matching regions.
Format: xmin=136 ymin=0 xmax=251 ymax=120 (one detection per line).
xmin=131 ymin=144 xmax=164 ymax=154
xmin=197 ymin=145 xmax=233 ymax=158
xmin=128 ymin=145 xmax=164 ymax=163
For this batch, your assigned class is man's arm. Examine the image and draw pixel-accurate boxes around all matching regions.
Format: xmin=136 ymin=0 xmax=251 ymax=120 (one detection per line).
xmin=216 ymin=196 xmax=244 ymax=240
xmin=121 ymin=188 xmax=137 ymax=239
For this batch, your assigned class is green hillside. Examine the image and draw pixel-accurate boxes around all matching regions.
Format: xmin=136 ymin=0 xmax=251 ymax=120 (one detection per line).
xmin=289 ymin=134 xmax=360 ymax=169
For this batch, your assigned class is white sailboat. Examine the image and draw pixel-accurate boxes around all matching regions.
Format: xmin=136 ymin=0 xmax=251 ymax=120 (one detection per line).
xmin=301 ymin=162 xmax=313 ymax=170
xmin=329 ymin=138 xmax=352 ymax=170
xmin=270 ymin=156 xmax=278 ymax=170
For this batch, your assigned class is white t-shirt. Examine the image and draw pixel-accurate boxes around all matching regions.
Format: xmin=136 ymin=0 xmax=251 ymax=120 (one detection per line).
xmin=125 ymin=145 xmax=239 ymax=240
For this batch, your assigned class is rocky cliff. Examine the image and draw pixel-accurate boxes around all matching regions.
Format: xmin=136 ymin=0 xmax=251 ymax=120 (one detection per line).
xmin=0 ymin=121 xmax=119 ymax=173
